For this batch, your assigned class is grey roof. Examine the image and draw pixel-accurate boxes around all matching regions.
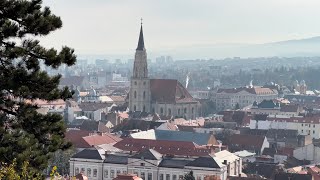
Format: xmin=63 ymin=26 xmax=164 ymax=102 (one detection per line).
xmin=104 ymin=154 xmax=128 ymax=164
xmin=159 ymin=159 xmax=193 ymax=168
xmin=72 ymin=148 xmax=103 ymax=160
xmin=79 ymin=102 xmax=110 ymax=111
xmin=136 ymin=25 xmax=145 ymax=50
xmin=155 ymin=130 xmax=211 ymax=145
xmin=131 ymin=149 xmax=162 ymax=160
xmin=186 ymin=156 xmax=221 ymax=168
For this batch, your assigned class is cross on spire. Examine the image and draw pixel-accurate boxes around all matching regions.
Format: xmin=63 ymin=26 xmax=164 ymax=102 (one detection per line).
xmin=141 ymin=18 xmax=143 ymax=25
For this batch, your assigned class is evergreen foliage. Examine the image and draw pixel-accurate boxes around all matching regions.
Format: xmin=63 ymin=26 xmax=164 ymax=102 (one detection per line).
xmin=184 ymin=171 xmax=195 ymax=180
xmin=0 ymin=0 xmax=76 ymax=176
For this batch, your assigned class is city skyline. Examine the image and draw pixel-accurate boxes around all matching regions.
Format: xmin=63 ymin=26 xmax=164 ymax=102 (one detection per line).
xmin=41 ymin=0 xmax=320 ymax=59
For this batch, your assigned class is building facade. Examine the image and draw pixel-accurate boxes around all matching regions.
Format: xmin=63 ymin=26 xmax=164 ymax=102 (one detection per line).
xmin=211 ymin=87 xmax=278 ymax=111
xmin=128 ymin=24 xmax=199 ymax=119
xmin=69 ymin=149 xmax=229 ymax=180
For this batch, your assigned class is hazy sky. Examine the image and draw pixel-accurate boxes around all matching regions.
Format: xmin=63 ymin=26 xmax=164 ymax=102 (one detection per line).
xmin=41 ymin=0 xmax=320 ymax=58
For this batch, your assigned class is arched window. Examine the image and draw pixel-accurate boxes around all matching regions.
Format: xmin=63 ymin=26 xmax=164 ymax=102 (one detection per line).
xmin=184 ymin=108 xmax=187 ymax=113
xmin=143 ymin=91 xmax=146 ymax=99
xmin=192 ymin=107 xmax=194 ymax=114
xmin=178 ymin=109 xmax=180 ymax=115
xmin=160 ymin=107 xmax=164 ymax=114
xmin=134 ymin=105 xmax=136 ymax=111
xmin=168 ymin=108 xmax=171 ymax=116
xmin=152 ymin=108 xmax=155 ymax=113
xmin=143 ymin=106 xmax=146 ymax=112
xmin=134 ymin=91 xmax=137 ymax=98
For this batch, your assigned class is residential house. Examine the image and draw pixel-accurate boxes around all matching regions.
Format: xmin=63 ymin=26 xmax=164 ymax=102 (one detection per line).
xmin=250 ymin=114 xmax=320 ymax=139
xmin=79 ymin=102 xmax=115 ymax=121
xmin=228 ymin=134 xmax=269 ymax=155
xmin=293 ymin=144 xmax=320 ymax=163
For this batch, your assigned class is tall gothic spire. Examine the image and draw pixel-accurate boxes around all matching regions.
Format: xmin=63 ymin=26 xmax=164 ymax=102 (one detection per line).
xmin=136 ymin=22 xmax=145 ymax=51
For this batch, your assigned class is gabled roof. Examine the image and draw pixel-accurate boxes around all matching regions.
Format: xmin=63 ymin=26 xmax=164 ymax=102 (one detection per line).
xmin=150 ymin=79 xmax=197 ymax=104
xmin=131 ymin=149 xmax=162 ymax=160
xmin=83 ymin=133 xmax=122 ymax=146
xmin=114 ymin=138 xmax=211 ymax=156
xmin=229 ymin=134 xmax=266 ymax=149
xmin=159 ymin=159 xmax=193 ymax=168
xmin=72 ymin=148 xmax=104 ymax=160
xmin=65 ymin=129 xmax=91 ymax=148
xmin=104 ymin=154 xmax=128 ymax=164
xmin=186 ymin=156 xmax=222 ymax=168
xmin=79 ymin=102 xmax=111 ymax=111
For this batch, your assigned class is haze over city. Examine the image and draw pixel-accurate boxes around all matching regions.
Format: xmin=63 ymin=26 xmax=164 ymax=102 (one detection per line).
xmin=42 ymin=0 xmax=320 ymax=59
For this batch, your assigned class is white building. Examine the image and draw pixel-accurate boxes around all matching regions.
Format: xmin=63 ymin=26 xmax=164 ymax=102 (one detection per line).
xmin=293 ymin=144 xmax=320 ymax=163
xmin=69 ymin=148 xmax=229 ymax=180
xmin=211 ymin=86 xmax=278 ymax=111
xmin=250 ymin=115 xmax=320 ymax=139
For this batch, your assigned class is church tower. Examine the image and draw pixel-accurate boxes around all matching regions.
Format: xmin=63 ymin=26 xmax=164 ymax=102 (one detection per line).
xmin=129 ymin=22 xmax=151 ymax=112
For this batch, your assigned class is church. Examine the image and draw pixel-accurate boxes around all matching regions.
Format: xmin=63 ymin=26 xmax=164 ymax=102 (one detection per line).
xmin=128 ymin=23 xmax=199 ymax=120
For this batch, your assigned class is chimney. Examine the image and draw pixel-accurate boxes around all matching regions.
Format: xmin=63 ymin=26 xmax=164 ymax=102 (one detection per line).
xmin=223 ymin=160 xmax=227 ymax=165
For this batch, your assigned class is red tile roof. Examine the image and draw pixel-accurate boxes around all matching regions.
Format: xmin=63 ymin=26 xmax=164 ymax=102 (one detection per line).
xmin=150 ymin=79 xmax=197 ymax=104
xmin=217 ymin=87 xmax=277 ymax=95
xmin=83 ymin=133 xmax=122 ymax=146
xmin=65 ymin=129 xmax=91 ymax=148
xmin=114 ymin=138 xmax=212 ymax=156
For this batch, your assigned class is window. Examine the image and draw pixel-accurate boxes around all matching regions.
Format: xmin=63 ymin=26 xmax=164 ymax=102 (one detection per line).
xmin=111 ymin=170 xmax=115 ymax=178
xmin=160 ymin=107 xmax=164 ymax=114
xmin=314 ymin=125 xmax=316 ymax=128
xmin=197 ymin=176 xmax=201 ymax=180
xmin=143 ymin=91 xmax=146 ymax=99
xmin=81 ymin=168 xmax=85 ymax=173
xmin=141 ymin=172 xmax=145 ymax=180
xmin=93 ymin=169 xmax=97 ymax=177
xmin=143 ymin=81 xmax=146 ymax=85
xmin=314 ymin=130 xmax=315 ymax=134
xmin=160 ymin=174 xmax=164 ymax=180
xmin=104 ymin=170 xmax=108 ymax=178
xmin=178 ymin=109 xmax=180 ymax=115
xmin=123 ymin=171 xmax=127 ymax=174
xmin=184 ymin=108 xmax=187 ymax=113
xmin=75 ymin=167 xmax=79 ymax=174
xmin=134 ymin=105 xmax=136 ymax=111
xmin=173 ymin=175 xmax=177 ymax=180
xmin=117 ymin=170 xmax=121 ymax=175
xmin=301 ymin=124 xmax=303 ymax=126
xmin=134 ymin=81 xmax=137 ymax=85
xmin=134 ymin=172 xmax=139 ymax=176
xmin=143 ymin=106 xmax=146 ymax=112
xmin=192 ymin=107 xmax=194 ymax=114
xmin=168 ymin=108 xmax=171 ymax=116
xmin=302 ymin=130 xmax=304 ymax=133
xmin=141 ymin=163 xmax=145 ymax=166
xmin=148 ymin=173 xmax=152 ymax=180
xmin=134 ymin=91 xmax=137 ymax=98
xmin=87 ymin=168 xmax=91 ymax=177
xmin=179 ymin=175 xmax=184 ymax=180
xmin=166 ymin=174 xmax=170 ymax=180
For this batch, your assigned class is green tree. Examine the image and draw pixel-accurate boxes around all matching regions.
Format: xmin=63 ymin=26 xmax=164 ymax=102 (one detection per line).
xmin=0 ymin=0 xmax=76 ymax=176
xmin=235 ymin=103 xmax=240 ymax=110
xmin=184 ymin=171 xmax=195 ymax=180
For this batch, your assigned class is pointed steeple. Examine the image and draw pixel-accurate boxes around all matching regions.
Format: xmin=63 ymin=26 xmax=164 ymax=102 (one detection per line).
xmin=136 ymin=22 xmax=145 ymax=50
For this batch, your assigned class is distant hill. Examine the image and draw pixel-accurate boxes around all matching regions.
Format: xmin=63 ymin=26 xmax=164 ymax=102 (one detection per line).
xmin=78 ymin=36 xmax=320 ymax=60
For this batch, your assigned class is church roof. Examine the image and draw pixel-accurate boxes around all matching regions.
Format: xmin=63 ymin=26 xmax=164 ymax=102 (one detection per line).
xmin=136 ymin=25 xmax=145 ymax=50
xmin=150 ymin=79 xmax=197 ymax=104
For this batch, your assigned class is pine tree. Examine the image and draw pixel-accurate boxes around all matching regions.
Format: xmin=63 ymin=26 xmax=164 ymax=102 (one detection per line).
xmin=0 ymin=0 xmax=76 ymax=176
xmin=184 ymin=171 xmax=195 ymax=180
